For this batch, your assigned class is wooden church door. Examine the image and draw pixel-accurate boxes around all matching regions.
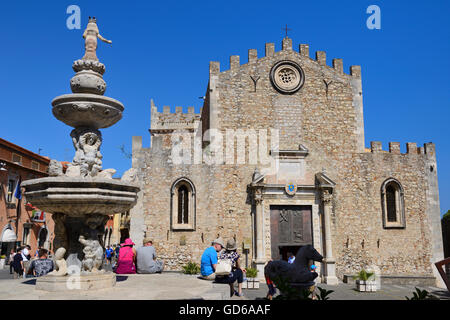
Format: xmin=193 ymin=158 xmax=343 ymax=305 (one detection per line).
xmin=270 ymin=205 xmax=312 ymax=260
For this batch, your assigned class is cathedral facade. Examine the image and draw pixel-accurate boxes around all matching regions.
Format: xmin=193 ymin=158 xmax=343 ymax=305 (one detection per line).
xmin=130 ymin=37 xmax=443 ymax=286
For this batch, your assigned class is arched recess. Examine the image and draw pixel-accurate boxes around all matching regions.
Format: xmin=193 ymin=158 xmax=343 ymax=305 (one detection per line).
xmin=0 ymin=224 xmax=17 ymax=256
xmin=37 ymin=226 xmax=50 ymax=249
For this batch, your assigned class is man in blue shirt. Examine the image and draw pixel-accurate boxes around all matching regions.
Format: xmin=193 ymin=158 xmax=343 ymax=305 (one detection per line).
xmin=200 ymin=237 xmax=224 ymax=280
xmin=105 ymin=246 xmax=114 ymax=264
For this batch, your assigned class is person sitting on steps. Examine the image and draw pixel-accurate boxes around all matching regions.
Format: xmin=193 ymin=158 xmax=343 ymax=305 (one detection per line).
xmin=200 ymin=237 xmax=224 ymax=280
xmin=215 ymin=238 xmax=246 ymax=297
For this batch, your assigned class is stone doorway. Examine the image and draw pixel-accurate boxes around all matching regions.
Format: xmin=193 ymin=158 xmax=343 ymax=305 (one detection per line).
xmin=270 ymin=205 xmax=312 ymax=260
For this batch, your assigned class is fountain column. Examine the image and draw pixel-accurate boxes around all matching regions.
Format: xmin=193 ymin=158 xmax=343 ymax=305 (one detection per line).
xmin=22 ymin=18 xmax=140 ymax=291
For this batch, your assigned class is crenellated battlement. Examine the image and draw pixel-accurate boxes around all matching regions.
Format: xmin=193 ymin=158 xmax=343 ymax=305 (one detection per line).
xmin=209 ymin=37 xmax=360 ymax=78
xmin=368 ymin=141 xmax=436 ymax=156
xmin=150 ymin=99 xmax=201 ymax=134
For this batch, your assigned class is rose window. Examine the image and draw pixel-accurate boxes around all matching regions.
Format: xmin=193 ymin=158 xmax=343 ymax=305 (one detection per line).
xmin=270 ymin=61 xmax=305 ymax=94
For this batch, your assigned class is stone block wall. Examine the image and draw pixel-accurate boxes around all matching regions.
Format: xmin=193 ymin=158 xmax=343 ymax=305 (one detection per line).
xmin=332 ymin=144 xmax=438 ymax=278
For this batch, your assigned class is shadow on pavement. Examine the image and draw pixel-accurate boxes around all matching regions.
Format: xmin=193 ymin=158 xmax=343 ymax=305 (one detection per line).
xmin=22 ymin=279 xmax=36 ymax=285
xmin=430 ymin=290 xmax=450 ymax=300
xmin=116 ymin=275 xmax=128 ymax=282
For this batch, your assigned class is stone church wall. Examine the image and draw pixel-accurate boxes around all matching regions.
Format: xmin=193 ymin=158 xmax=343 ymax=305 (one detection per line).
xmin=130 ymin=37 xmax=443 ymax=283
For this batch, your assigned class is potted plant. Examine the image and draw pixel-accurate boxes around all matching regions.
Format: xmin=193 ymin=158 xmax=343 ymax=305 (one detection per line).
xmin=245 ymin=267 xmax=259 ymax=289
xmin=353 ymin=269 xmax=376 ymax=292
xmin=0 ymin=255 xmax=6 ymax=269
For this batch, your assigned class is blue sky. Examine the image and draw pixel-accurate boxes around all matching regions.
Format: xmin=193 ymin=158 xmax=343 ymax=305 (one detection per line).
xmin=0 ymin=1 xmax=448 ymax=216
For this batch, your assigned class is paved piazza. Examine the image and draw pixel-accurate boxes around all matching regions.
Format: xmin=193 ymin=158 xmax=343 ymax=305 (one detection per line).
xmin=0 ymin=269 xmax=448 ymax=300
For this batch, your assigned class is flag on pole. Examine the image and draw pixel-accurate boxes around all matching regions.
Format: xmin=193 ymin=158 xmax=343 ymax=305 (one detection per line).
xmin=14 ymin=176 xmax=22 ymax=200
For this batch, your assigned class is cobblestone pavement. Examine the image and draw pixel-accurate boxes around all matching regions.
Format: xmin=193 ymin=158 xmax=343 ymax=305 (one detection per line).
xmin=0 ymin=266 xmax=14 ymax=280
xmin=0 ymin=269 xmax=229 ymax=300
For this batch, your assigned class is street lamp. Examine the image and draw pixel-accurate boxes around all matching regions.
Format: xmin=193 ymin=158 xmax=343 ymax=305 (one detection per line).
xmin=0 ymin=162 xmax=7 ymax=171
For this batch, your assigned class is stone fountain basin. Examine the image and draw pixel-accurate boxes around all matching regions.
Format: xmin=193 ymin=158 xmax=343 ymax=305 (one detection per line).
xmin=52 ymin=93 xmax=124 ymax=129
xmin=21 ymin=177 xmax=139 ymax=216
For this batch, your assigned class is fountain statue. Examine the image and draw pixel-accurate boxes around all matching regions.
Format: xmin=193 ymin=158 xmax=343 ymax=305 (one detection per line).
xmin=22 ymin=17 xmax=140 ymax=291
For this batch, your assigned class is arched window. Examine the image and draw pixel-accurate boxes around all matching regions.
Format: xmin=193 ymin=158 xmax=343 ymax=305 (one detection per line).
xmin=171 ymin=178 xmax=196 ymax=231
xmin=381 ymin=178 xmax=405 ymax=228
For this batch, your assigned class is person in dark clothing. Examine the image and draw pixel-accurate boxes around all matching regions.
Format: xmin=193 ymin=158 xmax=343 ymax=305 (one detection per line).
xmin=8 ymin=249 xmax=16 ymax=274
xmin=12 ymin=247 xmax=24 ymax=279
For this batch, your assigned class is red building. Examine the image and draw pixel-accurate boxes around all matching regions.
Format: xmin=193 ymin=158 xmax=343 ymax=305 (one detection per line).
xmin=0 ymin=138 xmax=57 ymax=257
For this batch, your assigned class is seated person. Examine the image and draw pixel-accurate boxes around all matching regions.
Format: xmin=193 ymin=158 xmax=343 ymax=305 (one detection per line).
xmin=115 ymin=238 xmax=137 ymax=274
xmin=200 ymin=237 xmax=224 ymax=280
xmin=136 ymin=238 xmax=164 ymax=274
xmin=215 ymin=238 xmax=245 ymax=297
xmin=29 ymin=248 xmax=54 ymax=277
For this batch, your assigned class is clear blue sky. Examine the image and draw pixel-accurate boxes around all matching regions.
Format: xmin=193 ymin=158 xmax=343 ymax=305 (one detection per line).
xmin=0 ymin=1 xmax=448 ymax=216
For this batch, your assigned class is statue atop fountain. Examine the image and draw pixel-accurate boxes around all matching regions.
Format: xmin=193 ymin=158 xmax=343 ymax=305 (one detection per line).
xmin=82 ymin=17 xmax=112 ymax=61
xmin=22 ymin=18 xmax=140 ymax=291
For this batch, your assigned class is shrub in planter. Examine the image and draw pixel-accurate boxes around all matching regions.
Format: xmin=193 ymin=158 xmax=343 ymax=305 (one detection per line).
xmin=353 ymin=269 xmax=376 ymax=292
xmin=245 ymin=267 xmax=259 ymax=289
xmin=182 ymin=261 xmax=200 ymax=275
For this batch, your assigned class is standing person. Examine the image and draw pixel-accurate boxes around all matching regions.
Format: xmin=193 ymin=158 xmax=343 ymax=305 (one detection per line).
xmin=12 ymin=247 xmax=24 ymax=279
xmin=112 ymin=244 xmax=120 ymax=268
xmin=136 ymin=238 xmax=164 ymax=274
xmin=215 ymin=238 xmax=246 ymax=297
xmin=111 ymin=245 xmax=116 ymax=266
xmin=200 ymin=237 xmax=224 ymax=280
xmin=287 ymin=252 xmax=295 ymax=264
xmin=114 ymin=238 xmax=136 ymax=274
xmin=105 ymin=246 xmax=113 ymax=265
xmin=8 ymin=249 xmax=16 ymax=274
xmin=114 ymin=244 xmax=120 ymax=259
xmin=265 ymin=259 xmax=276 ymax=300
xmin=21 ymin=245 xmax=31 ymax=278
xmin=29 ymin=249 xmax=54 ymax=277
xmin=25 ymin=245 xmax=32 ymax=259
xmin=34 ymin=247 xmax=40 ymax=259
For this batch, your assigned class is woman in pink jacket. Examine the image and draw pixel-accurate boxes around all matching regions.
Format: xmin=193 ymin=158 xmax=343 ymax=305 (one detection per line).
xmin=114 ymin=238 xmax=137 ymax=274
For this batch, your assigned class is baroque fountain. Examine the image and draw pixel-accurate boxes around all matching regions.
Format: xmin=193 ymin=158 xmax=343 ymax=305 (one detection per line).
xmin=22 ymin=18 xmax=140 ymax=291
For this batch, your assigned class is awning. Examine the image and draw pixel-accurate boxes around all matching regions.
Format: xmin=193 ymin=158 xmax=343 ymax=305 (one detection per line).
xmin=1 ymin=229 xmax=17 ymax=242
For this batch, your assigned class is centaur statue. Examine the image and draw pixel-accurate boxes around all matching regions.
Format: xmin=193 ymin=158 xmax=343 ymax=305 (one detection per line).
xmin=264 ymin=244 xmax=323 ymax=299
